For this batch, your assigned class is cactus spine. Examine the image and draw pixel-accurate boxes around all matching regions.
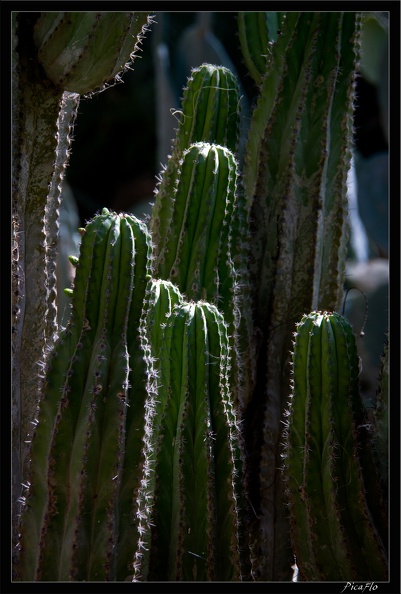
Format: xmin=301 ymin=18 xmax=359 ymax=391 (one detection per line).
xmin=284 ymin=311 xmax=388 ymax=581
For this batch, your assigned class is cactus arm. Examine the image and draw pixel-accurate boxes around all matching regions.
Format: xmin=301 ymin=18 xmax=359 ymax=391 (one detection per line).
xmin=33 ymin=12 xmax=152 ymax=95
xmin=179 ymin=304 xmax=214 ymax=580
xmin=119 ymin=279 xmax=182 ymax=581
xmin=241 ymin=11 xmax=299 ymax=210
xmin=284 ymin=312 xmax=388 ymax=581
xmin=16 ymin=211 xmax=113 ymax=580
xmin=111 ymin=216 xmax=154 ymax=581
xmin=150 ymin=64 xmax=241 ymax=258
xmin=70 ymin=216 xmax=136 ymax=581
xmin=316 ymin=13 xmax=361 ymax=311
xmin=134 ymin=298 xmax=248 ymax=581
xmin=202 ymin=302 xmax=250 ymax=580
xmin=17 ymin=211 xmax=154 ymax=581
xmin=237 ymin=12 xmax=282 ymax=85
xmin=303 ymin=315 xmax=355 ymax=579
xmin=145 ymin=303 xmax=192 ymax=580
xmin=32 ymin=213 xmax=131 ymax=580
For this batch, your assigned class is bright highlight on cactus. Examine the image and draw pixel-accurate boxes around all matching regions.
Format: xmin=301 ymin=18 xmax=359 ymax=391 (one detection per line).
xmin=283 ymin=311 xmax=388 ymax=581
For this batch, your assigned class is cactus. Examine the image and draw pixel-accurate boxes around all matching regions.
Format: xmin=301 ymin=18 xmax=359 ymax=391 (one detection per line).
xmin=17 ymin=209 xmax=153 ymax=580
xmin=12 ymin=11 xmax=153 ymax=550
xmin=12 ymin=10 xmax=390 ymax=585
xmin=134 ymin=280 xmax=250 ymax=581
xmin=152 ymin=148 xmax=255 ymax=412
xmin=150 ymin=65 xmax=255 ymax=413
xmin=33 ymin=12 xmax=151 ymax=95
xmin=283 ymin=311 xmax=387 ymax=581
xmin=150 ymin=62 xmax=241 ymax=256
xmin=239 ymin=12 xmax=361 ymax=579
xmin=237 ymin=11 xmax=282 ymax=85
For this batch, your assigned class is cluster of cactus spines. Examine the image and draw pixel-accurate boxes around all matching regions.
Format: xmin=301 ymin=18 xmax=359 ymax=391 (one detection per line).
xmin=134 ymin=280 xmax=250 ymax=581
xmin=283 ymin=311 xmax=388 ymax=581
xmin=237 ymin=12 xmax=361 ymax=579
xmin=17 ymin=209 xmax=154 ymax=580
xmin=33 ymin=12 xmax=152 ymax=95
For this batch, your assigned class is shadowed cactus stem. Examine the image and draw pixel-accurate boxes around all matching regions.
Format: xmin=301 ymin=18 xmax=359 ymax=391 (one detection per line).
xmin=283 ymin=311 xmax=388 ymax=581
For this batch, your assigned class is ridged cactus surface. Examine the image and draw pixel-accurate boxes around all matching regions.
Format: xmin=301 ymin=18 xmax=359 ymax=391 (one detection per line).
xmin=239 ymin=12 xmax=361 ymax=580
xmin=237 ymin=12 xmax=283 ymax=85
xmin=134 ymin=280 xmax=250 ymax=581
xmin=17 ymin=209 xmax=153 ymax=581
xmin=284 ymin=311 xmax=388 ymax=581
xmin=33 ymin=12 xmax=151 ymax=94
xmin=150 ymin=63 xmax=241 ymax=259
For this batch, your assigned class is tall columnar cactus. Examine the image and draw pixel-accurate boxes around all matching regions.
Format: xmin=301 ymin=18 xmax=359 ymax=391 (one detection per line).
xmin=150 ymin=62 xmax=241 ymax=253
xmin=149 ymin=66 xmax=254 ymax=415
xmin=12 ymin=11 xmax=153 ymax=548
xmin=283 ymin=311 xmax=388 ymax=581
xmin=152 ymin=138 xmax=255 ymax=413
xmin=133 ymin=280 xmax=250 ymax=581
xmin=17 ymin=209 xmax=153 ymax=581
xmin=238 ymin=12 xmax=361 ymax=579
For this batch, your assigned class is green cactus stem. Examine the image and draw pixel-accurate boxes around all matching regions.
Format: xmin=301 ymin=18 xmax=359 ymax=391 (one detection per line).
xmin=133 ymin=284 xmax=250 ymax=581
xmin=152 ymin=141 xmax=255 ymax=413
xmin=237 ymin=12 xmax=283 ymax=85
xmin=283 ymin=311 xmax=388 ymax=581
xmin=12 ymin=12 xmax=153 ymax=556
xmin=150 ymin=62 xmax=241 ymax=257
xmin=239 ymin=12 xmax=361 ymax=580
xmin=33 ymin=12 xmax=152 ymax=95
xmin=17 ymin=209 xmax=153 ymax=581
